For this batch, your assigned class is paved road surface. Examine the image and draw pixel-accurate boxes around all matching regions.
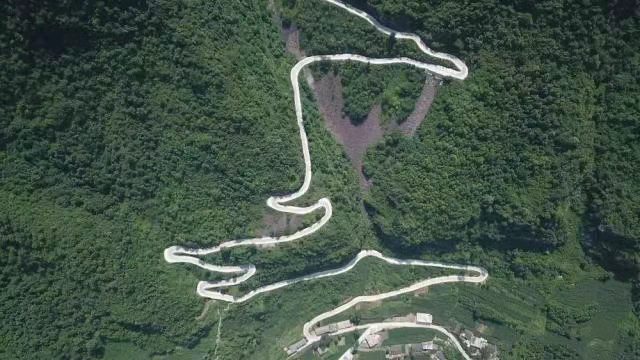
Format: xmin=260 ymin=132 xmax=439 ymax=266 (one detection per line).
xmin=164 ymin=1 xmax=479 ymax=358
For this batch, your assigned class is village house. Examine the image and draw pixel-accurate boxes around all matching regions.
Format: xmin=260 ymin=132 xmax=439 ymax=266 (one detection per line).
xmin=416 ymin=312 xmax=433 ymax=324
xmin=461 ymin=329 xmax=488 ymax=349
xmin=364 ymin=333 xmax=383 ymax=348
xmin=470 ymin=336 xmax=488 ymax=349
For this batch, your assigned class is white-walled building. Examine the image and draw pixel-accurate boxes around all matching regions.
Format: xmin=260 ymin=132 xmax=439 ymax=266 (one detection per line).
xmin=416 ymin=312 xmax=433 ymax=324
xmin=422 ymin=341 xmax=437 ymax=351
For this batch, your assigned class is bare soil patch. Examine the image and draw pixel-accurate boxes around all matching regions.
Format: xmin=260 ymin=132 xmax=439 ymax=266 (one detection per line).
xmin=283 ymin=25 xmax=315 ymax=86
xmin=283 ymin=25 xmax=305 ymax=59
xmin=313 ymin=72 xmax=384 ymax=188
xmin=476 ymin=323 xmax=489 ymax=334
xmin=195 ymin=300 xmax=212 ymax=321
xmin=261 ymin=210 xmax=303 ymax=238
xmin=277 ymin=16 xmax=440 ymax=189
xmin=311 ymin=73 xmax=440 ymax=189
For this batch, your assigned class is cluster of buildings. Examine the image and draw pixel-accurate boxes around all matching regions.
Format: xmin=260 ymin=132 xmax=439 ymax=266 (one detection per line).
xmin=356 ymin=313 xmax=447 ymax=359
xmin=284 ymin=312 xmax=499 ymax=360
xmin=284 ymin=320 xmax=354 ymax=357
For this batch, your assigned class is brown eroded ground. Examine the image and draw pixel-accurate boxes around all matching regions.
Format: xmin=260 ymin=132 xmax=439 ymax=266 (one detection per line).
xmin=312 ymin=72 xmax=439 ymax=189
xmin=261 ymin=211 xmax=304 ymax=238
xmin=313 ymin=72 xmax=384 ymax=188
xmin=283 ymin=26 xmax=315 ymax=86
xmin=283 ymin=25 xmax=304 ymax=59
xmin=282 ymin=25 xmax=439 ymax=190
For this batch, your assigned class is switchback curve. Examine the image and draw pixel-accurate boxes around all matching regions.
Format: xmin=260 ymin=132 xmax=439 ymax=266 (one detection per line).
xmin=164 ymin=0 xmax=482 ymax=358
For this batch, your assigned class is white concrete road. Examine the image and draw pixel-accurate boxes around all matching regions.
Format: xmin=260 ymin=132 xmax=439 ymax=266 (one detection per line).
xmin=164 ymin=0 xmax=481 ymax=358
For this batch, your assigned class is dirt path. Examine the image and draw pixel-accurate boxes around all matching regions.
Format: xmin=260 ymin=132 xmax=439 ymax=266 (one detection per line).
xmin=195 ymin=300 xmax=212 ymax=321
xmin=396 ymin=76 xmax=439 ymax=136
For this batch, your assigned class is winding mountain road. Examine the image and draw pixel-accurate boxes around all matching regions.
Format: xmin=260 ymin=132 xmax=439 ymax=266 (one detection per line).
xmin=164 ymin=0 xmax=482 ymax=358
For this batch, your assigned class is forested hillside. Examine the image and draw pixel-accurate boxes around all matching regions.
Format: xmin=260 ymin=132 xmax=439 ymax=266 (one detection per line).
xmin=0 ymin=0 xmax=368 ymax=358
xmin=346 ymin=0 xmax=640 ymax=267
xmin=278 ymin=0 xmax=640 ymax=269
xmin=277 ymin=0 xmax=640 ymax=358
xmin=1 ymin=0 xmax=639 ymax=359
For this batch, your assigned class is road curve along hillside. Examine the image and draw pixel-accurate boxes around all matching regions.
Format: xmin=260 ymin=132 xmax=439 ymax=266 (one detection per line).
xmin=164 ymin=0 xmax=481 ymax=358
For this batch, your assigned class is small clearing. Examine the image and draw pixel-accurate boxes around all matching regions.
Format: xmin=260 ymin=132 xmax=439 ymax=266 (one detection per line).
xmin=261 ymin=211 xmax=303 ymax=238
xmin=313 ymin=72 xmax=384 ymax=188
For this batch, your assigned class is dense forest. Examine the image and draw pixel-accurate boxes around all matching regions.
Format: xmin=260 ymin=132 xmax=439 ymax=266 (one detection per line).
xmin=279 ymin=0 xmax=640 ymax=357
xmin=1 ymin=0 xmax=639 ymax=359
xmin=281 ymin=0 xmax=639 ymax=263
xmin=350 ymin=0 xmax=640 ymax=274
xmin=0 ymin=0 xmax=368 ymax=358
